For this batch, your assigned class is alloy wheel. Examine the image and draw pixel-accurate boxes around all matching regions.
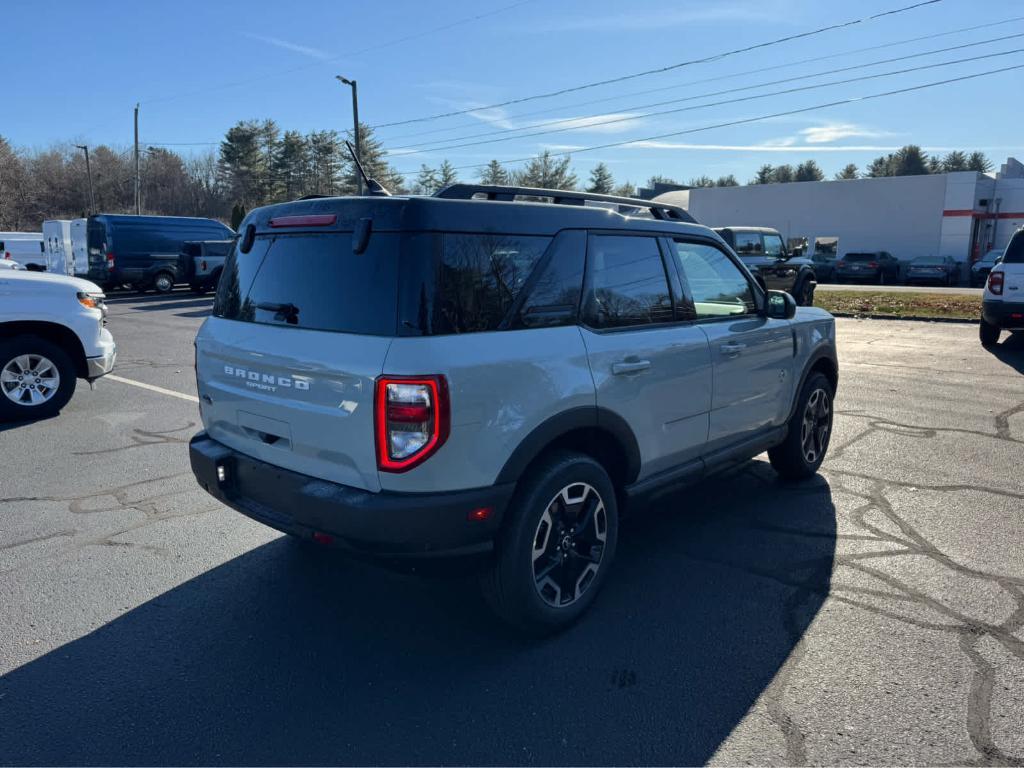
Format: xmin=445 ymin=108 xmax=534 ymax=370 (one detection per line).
xmin=1 ymin=354 xmax=61 ymax=407
xmin=532 ymin=482 xmax=608 ymax=608
xmin=800 ymin=387 xmax=831 ymax=464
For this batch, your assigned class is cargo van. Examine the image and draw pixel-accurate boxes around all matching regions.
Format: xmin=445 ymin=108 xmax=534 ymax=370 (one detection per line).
xmin=70 ymin=218 xmax=88 ymax=276
xmin=84 ymin=214 xmax=234 ymax=292
xmin=42 ymin=220 xmax=74 ymax=275
xmin=1 ymin=232 xmax=45 ymax=270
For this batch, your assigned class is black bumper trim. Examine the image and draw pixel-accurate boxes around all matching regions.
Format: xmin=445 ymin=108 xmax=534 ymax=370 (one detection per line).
xmin=982 ymin=300 xmax=1024 ymax=329
xmin=190 ymin=432 xmax=514 ymax=559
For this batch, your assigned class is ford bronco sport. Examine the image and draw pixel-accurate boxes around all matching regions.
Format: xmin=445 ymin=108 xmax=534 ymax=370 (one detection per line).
xmin=189 ymin=183 xmax=838 ymax=634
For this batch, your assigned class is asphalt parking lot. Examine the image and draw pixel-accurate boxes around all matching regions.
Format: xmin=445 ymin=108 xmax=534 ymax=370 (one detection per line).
xmin=2 ymin=292 xmax=1023 ymax=766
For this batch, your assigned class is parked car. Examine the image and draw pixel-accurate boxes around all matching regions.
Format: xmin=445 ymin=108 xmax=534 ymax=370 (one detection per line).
xmin=0 ymin=269 xmax=116 ymax=421
xmin=811 ymin=252 xmax=836 ymax=282
xmin=0 ymin=234 xmax=45 ymax=270
xmin=189 ymin=183 xmax=838 ymax=634
xmin=833 ymin=251 xmax=900 ymax=284
xmin=83 ymin=214 xmax=234 ymax=293
xmin=980 ymin=228 xmax=1024 ymax=347
xmin=970 ymin=249 xmax=1002 ymax=287
xmin=179 ymin=239 xmax=232 ymax=293
xmin=0 ymin=258 xmax=23 ymax=270
xmin=713 ymin=226 xmax=817 ymax=305
xmin=906 ymin=255 xmax=958 ymax=286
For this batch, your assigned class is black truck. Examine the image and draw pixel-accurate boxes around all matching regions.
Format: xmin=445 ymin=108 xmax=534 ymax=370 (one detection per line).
xmin=714 ymin=226 xmax=817 ymax=306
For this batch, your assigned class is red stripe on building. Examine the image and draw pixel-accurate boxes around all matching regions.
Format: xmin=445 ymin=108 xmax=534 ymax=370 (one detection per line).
xmin=943 ymin=209 xmax=1024 ymax=219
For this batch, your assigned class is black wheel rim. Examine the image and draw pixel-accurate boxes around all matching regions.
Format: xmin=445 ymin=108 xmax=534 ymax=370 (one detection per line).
xmin=800 ymin=388 xmax=831 ymax=465
xmin=532 ymin=482 xmax=607 ymax=608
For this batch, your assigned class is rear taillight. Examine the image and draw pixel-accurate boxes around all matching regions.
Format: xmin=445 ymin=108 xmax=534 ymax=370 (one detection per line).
xmin=200 ymin=259 xmax=207 ymax=271
xmin=375 ymin=375 xmax=449 ymax=472
xmin=867 ymin=262 xmax=879 ymax=268
xmin=988 ymin=271 xmax=1004 ymax=295
xmin=106 ymin=252 xmax=115 ymax=271
xmin=836 ymin=261 xmax=845 ymax=268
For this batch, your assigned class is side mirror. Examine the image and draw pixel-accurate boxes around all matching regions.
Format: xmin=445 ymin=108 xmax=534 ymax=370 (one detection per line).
xmin=766 ymin=289 xmax=797 ymax=319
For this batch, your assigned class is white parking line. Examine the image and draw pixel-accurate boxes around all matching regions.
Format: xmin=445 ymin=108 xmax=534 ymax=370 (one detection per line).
xmin=105 ymin=374 xmax=200 ymax=403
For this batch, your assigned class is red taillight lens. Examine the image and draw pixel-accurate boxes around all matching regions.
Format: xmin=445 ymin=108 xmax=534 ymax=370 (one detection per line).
xmin=988 ymin=271 xmax=1004 ymax=295
xmin=200 ymin=259 xmax=207 ymax=271
xmin=867 ymin=262 xmax=879 ymax=268
xmin=375 ymin=375 xmax=449 ymax=472
xmin=106 ymin=252 xmax=115 ymax=271
xmin=836 ymin=261 xmax=845 ymax=268
xmin=269 ymin=214 xmax=337 ymax=228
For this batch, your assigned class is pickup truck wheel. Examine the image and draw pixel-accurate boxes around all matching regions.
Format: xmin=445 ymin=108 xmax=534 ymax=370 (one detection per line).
xmin=480 ymin=451 xmax=618 ymax=636
xmin=795 ymin=277 xmax=815 ymax=306
xmin=0 ymin=336 xmax=77 ymax=422
xmin=980 ymin=317 xmax=1001 ymax=347
xmin=153 ymin=272 xmax=175 ymax=294
xmin=769 ymin=371 xmax=834 ymax=481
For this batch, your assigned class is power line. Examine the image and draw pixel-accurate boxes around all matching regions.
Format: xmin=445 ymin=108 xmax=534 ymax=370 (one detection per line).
xmin=387 ymin=48 xmax=1024 ymax=158
xmin=141 ymin=0 xmax=535 ymax=106
xmin=395 ymin=63 xmax=1024 ymax=175
xmin=370 ymin=0 xmax=945 ymax=129
xmin=379 ymin=15 xmax=1024 ymax=143
xmin=389 ymin=34 xmax=1024 ymax=153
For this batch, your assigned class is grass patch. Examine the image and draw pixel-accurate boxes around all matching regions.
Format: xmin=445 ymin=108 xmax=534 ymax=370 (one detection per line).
xmin=815 ymin=290 xmax=979 ymax=320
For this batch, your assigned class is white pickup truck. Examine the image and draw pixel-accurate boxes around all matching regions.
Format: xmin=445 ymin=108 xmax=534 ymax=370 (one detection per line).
xmin=0 ymin=270 xmax=116 ymax=422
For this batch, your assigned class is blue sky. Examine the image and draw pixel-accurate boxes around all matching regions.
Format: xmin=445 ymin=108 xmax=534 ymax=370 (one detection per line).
xmin=5 ymin=0 xmax=1024 ymax=185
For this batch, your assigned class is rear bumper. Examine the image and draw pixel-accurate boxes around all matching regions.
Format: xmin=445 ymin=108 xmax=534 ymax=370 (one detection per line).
xmin=189 ymin=432 xmax=514 ymax=559
xmin=982 ymin=300 xmax=1024 ymax=330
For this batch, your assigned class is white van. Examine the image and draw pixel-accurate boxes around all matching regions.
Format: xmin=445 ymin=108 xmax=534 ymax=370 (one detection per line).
xmin=0 ymin=232 xmax=45 ymax=270
xmin=42 ymin=220 xmax=74 ymax=275
xmin=70 ymin=218 xmax=89 ymax=276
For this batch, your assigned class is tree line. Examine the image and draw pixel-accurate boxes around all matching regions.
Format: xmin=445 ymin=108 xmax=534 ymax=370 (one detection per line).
xmin=0 ymin=125 xmax=998 ymax=231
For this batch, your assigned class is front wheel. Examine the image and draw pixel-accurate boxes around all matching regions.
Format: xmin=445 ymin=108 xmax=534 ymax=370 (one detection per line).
xmin=769 ymin=371 xmax=834 ymax=481
xmin=0 ymin=336 xmax=77 ymax=423
xmin=480 ymin=451 xmax=618 ymax=635
xmin=795 ymin=277 xmax=815 ymax=306
xmin=980 ymin=317 xmax=1000 ymax=347
xmin=152 ymin=272 xmax=175 ymax=294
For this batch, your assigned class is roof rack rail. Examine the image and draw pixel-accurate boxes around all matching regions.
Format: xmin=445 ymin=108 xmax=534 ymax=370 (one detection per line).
xmin=434 ymin=183 xmax=697 ymax=223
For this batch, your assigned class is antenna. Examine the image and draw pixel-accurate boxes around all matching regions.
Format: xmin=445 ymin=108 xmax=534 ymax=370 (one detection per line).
xmin=344 ymin=140 xmax=391 ymax=196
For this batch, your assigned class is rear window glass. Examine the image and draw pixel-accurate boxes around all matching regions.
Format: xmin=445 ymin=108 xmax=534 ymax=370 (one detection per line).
xmin=844 ymin=253 xmax=877 ymax=262
xmin=213 ymin=233 xmax=398 ymax=335
xmin=1004 ymin=231 xmax=1024 ymax=264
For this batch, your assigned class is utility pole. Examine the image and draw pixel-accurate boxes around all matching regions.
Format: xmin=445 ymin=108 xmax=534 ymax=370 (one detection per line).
xmin=133 ymin=103 xmax=141 ymax=214
xmin=336 ymin=76 xmax=362 ymax=195
xmin=75 ymin=145 xmax=95 ymax=214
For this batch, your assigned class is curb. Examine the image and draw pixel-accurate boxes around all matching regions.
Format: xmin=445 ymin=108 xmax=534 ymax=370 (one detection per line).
xmin=828 ymin=311 xmax=978 ymax=324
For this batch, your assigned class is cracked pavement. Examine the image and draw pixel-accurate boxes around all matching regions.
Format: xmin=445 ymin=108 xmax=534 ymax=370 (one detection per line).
xmin=1 ymin=293 xmax=1022 ymax=765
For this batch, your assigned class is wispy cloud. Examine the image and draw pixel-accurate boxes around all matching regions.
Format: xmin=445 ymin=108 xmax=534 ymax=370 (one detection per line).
xmin=464 ymin=105 xmax=644 ymax=135
xmin=241 ymin=33 xmax=333 ymax=61
xmin=798 ymin=122 xmax=892 ymax=144
xmin=535 ymin=0 xmax=789 ymax=32
xmin=625 ymin=141 xmax=905 ymax=152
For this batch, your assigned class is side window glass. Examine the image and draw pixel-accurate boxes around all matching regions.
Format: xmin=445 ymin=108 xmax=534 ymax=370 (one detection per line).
xmin=516 ymin=231 xmax=585 ymax=329
xmin=671 ymin=240 xmax=757 ymax=319
xmin=764 ymin=234 xmax=784 ymax=257
xmin=583 ymin=235 xmax=673 ymax=329
xmin=733 ymin=232 xmax=763 ymax=256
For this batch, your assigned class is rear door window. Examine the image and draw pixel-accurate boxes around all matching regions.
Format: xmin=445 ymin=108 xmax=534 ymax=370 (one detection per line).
xmin=733 ymin=232 xmax=764 ymax=255
xmin=1003 ymin=231 xmax=1024 ymax=264
xmin=213 ymin=232 xmax=399 ymax=335
xmin=582 ymin=234 xmax=674 ymax=329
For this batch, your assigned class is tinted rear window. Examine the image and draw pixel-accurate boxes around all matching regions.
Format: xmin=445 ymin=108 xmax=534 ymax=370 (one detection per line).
xmin=1004 ymin=231 xmax=1024 ymax=264
xmin=844 ymin=253 xmax=877 ymax=262
xmin=213 ymin=233 xmax=398 ymax=335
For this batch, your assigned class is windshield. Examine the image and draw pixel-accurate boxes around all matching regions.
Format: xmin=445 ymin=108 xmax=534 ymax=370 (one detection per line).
xmin=911 ymin=256 xmax=945 ymax=265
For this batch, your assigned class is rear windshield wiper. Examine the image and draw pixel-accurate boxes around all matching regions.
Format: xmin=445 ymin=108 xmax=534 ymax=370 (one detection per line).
xmin=256 ymin=302 xmax=300 ymax=325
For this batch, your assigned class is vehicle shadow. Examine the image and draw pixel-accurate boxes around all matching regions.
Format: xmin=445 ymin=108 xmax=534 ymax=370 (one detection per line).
xmin=988 ymin=331 xmax=1024 ymax=374
xmin=0 ymin=461 xmax=836 ymax=766
xmin=104 ymin=291 xmax=211 ymax=306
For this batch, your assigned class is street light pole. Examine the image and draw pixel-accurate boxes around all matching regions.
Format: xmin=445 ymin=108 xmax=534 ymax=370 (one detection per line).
xmin=336 ymin=75 xmax=362 ymax=195
xmin=75 ymin=144 xmax=95 ymax=214
xmin=134 ymin=103 xmax=141 ymax=214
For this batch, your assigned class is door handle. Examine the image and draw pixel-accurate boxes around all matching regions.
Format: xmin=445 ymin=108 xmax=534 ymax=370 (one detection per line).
xmin=720 ymin=342 xmax=746 ymax=356
xmin=612 ymin=359 xmax=651 ymax=375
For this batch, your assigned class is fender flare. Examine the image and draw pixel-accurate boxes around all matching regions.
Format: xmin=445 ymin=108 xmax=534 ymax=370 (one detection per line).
xmin=495 ymin=406 xmax=642 ymax=486
xmin=787 ymin=347 xmax=838 ymax=422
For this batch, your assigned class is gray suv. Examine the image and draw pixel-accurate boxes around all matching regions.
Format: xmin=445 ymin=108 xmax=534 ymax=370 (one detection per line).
xmin=189 ymin=184 xmax=838 ymax=634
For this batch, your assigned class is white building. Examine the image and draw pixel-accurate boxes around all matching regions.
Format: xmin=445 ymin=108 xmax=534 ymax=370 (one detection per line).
xmin=655 ymin=157 xmax=1024 ymax=264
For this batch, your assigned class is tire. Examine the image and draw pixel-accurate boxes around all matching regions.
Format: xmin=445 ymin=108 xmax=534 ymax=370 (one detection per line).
xmin=152 ymin=271 xmax=175 ymax=294
xmin=768 ymin=371 xmax=834 ymax=482
xmin=980 ymin=317 xmax=1000 ymax=347
xmin=794 ymin=277 xmax=815 ymax=306
xmin=0 ymin=336 xmax=77 ymax=423
xmin=480 ymin=451 xmax=619 ymax=636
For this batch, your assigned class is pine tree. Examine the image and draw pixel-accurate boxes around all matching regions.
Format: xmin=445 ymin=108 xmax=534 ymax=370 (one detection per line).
xmin=646 ymin=174 xmax=677 ymax=187
xmin=274 ymin=130 xmax=309 ymax=200
xmin=772 ymin=165 xmax=795 ymax=183
xmin=715 ymin=174 xmax=739 ymax=187
xmin=866 ymin=154 xmax=893 ymax=178
xmin=835 ymin=163 xmax=859 ymax=180
xmin=967 ymin=152 xmax=992 ymax=173
xmin=413 ymin=164 xmax=439 ymax=195
xmin=795 ymin=160 xmax=824 ymax=182
xmin=612 ymin=180 xmax=635 ymax=197
xmin=218 ymin=120 xmax=264 ymax=206
xmin=513 ymin=150 xmax=578 ymax=190
xmin=688 ymin=175 xmax=714 ymax=188
xmin=306 ymin=130 xmax=344 ymax=195
xmin=927 ymin=156 xmax=944 ymax=174
xmin=891 ymin=145 xmax=929 ymax=176
xmin=751 ymin=165 xmax=774 ymax=184
xmin=479 ymin=159 xmax=509 ymax=185
xmin=436 ymin=160 xmax=459 ymax=190
xmin=587 ymin=162 xmax=615 ymax=194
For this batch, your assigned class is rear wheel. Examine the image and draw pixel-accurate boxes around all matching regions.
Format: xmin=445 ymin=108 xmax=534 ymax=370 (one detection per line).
xmin=480 ymin=451 xmax=618 ymax=635
xmin=795 ymin=277 xmax=815 ymax=306
xmin=769 ymin=371 xmax=834 ymax=481
xmin=153 ymin=271 xmax=175 ymax=294
xmin=0 ymin=336 xmax=77 ymax=422
xmin=980 ymin=317 xmax=1001 ymax=347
